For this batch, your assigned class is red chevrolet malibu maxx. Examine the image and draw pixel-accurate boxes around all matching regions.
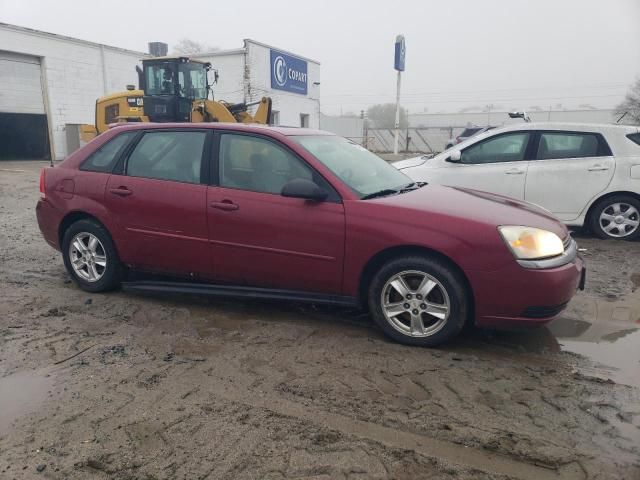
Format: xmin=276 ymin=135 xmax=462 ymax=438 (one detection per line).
xmin=36 ymin=123 xmax=585 ymax=346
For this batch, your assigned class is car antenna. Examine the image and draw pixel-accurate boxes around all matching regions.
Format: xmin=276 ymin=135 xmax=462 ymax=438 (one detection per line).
xmin=616 ymin=111 xmax=628 ymax=124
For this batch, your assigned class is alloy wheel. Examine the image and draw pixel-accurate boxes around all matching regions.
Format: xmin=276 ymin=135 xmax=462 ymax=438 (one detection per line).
xmin=68 ymin=232 xmax=107 ymax=282
xmin=381 ymin=270 xmax=451 ymax=337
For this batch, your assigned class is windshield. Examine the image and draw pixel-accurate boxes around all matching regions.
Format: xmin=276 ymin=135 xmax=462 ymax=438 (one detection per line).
xmin=145 ymin=63 xmax=175 ymax=96
xmin=144 ymin=62 xmax=207 ymax=99
xmin=292 ymin=135 xmax=412 ymax=198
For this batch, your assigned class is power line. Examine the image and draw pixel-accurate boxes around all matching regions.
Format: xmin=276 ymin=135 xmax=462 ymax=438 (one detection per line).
xmin=321 ymin=93 xmax=625 ymax=107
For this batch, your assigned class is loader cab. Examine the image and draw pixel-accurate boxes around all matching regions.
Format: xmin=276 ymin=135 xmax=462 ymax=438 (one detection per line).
xmin=141 ymin=57 xmax=210 ymax=123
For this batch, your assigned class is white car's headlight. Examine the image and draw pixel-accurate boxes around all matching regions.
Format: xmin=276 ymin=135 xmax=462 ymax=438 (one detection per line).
xmin=498 ymin=226 xmax=564 ymax=260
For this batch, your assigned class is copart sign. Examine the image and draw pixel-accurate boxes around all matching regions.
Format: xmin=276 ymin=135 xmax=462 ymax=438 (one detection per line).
xmin=270 ymin=49 xmax=308 ymax=95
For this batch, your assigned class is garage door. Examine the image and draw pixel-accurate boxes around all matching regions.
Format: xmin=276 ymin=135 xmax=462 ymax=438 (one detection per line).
xmin=0 ymin=51 xmax=50 ymax=160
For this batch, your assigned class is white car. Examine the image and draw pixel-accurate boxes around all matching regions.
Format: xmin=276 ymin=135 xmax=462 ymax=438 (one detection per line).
xmin=395 ymin=123 xmax=640 ymax=240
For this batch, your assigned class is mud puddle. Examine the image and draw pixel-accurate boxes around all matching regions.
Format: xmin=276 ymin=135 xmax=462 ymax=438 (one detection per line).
xmin=550 ymin=290 xmax=640 ymax=387
xmin=0 ymin=368 xmax=55 ymax=437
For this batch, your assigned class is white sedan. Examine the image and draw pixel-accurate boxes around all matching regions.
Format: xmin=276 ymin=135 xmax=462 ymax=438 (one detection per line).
xmin=395 ymin=123 xmax=640 ymax=240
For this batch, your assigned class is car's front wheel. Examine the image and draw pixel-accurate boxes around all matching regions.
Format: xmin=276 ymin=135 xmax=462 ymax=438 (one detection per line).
xmin=589 ymin=195 xmax=640 ymax=240
xmin=368 ymin=256 xmax=469 ymax=346
xmin=61 ymin=219 xmax=123 ymax=292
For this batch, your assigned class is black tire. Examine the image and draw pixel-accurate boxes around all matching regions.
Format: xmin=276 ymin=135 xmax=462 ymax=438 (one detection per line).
xmin=588 ymin=195 xmax=640 ymax=241
xmin=61 ymin=219 xmax=123 ymax=292
xmin=367 ymin=255 xmax=469 ymax=347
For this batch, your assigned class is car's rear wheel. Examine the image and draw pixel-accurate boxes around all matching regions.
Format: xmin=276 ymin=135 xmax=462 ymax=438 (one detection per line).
xmin=368 ymin=256 xmax=469 ymax=346
xmin=589 ymin=195 xmax=640 ymax=240
xmin=62 ymin=219 xmax=123 ymax=292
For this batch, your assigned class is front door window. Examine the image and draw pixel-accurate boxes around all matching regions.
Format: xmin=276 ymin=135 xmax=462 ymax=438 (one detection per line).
xmin=461 ymin=132 xmax=530 ymax=164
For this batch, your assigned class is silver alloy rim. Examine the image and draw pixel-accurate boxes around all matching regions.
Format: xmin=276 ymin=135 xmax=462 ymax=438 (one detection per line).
xmin=68 ymin=232 xmax=107 ymax=282
xmin=381 ymin=270 xmax=451 ymax=338
xmin=599 ymin=203 xmax=639 ymax=238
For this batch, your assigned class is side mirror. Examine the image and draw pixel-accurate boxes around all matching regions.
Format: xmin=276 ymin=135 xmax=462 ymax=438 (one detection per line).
xmin=281 ymin=178 xmax=328 ymax=201
xmin=447 ymin=150 xmax=462 ymax=163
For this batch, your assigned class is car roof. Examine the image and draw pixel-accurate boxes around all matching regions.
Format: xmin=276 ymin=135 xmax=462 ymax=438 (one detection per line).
xmin=489 ymin=122 xmax=638 ymax=135
xmin=443 ymin=121 xmax=639 ymax=157
xmin=107 ymin=122 xmax=335 ymax=137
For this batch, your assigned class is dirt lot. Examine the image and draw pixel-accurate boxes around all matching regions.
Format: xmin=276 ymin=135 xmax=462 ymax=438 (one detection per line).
xmin=1 ymin=161 xmax=639 ymax=480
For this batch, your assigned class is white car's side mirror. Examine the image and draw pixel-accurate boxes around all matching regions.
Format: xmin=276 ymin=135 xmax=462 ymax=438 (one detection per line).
xmin=448 ymin=150 xmax=462 ymax=163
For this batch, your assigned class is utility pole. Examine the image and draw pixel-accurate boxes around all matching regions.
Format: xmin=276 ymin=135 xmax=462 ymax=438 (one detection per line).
xmin=393 ymin=71 xmax=402 ymax=154
xmin=393 ymin=35 xmax=405 ymax=155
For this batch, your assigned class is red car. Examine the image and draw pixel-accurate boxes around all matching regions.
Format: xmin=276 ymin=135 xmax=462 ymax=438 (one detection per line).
xmin=36 ymin=123 xmax=585 ymax=346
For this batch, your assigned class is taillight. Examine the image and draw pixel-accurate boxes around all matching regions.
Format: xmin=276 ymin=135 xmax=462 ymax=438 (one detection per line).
xmin=456 ymin=136 xmax=463 ymax=143
xmin=39 ymin=169 xmax=46 ymax=199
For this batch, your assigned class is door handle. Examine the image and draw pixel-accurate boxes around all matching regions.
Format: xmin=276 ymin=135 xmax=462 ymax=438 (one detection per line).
xmin=109 ymin=187 xmax=132 ymax=196
xmin=504 ymin=168 xmax=524 ymax=175
xmin=210 ymin=200 xmax=239 ymax=211
xmin=588 ymin=165 xmax=609 ymax=171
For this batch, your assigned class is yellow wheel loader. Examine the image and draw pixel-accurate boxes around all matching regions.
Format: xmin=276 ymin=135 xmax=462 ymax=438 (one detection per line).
xmin=88 ymin=56 xmax=272 ymax=137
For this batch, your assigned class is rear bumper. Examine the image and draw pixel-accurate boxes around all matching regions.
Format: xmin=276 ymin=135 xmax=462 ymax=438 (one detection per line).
xmin=468 ymin=254 xmax=585 ymax=329
xmin=36 ymin=199 xmax=62 ymax=251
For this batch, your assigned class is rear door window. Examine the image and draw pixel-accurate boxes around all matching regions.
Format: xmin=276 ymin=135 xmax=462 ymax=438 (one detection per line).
xmin=80 ymin=132 xmax=136 ymax=173
xmin=126 ymin=130 xmax=207 ymax=184
xmin=536 ymin=132 xmax=603 ymax=160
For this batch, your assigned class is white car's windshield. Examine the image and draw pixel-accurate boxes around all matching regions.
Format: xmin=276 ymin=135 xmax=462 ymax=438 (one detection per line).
xmin=292 ymin=135 xmax=414 ymax=198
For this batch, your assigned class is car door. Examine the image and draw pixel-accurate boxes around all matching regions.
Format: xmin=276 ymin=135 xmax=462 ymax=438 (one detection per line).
xmin=104 ymin=129 xmax=212 ymax=276
xmin=206 ymin=132 xmax=345 ymax=294
xmin=432 ymin=131 xmax=533 ymax=200
xmin=524 ymin=131 xmax=615 ymax=221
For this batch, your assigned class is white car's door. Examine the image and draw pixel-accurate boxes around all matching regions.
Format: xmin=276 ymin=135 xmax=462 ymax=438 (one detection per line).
xmin=426 ymin=131 xmax=533 ymax=200
xmin=525 ymin=131 xmax=615 ymax=221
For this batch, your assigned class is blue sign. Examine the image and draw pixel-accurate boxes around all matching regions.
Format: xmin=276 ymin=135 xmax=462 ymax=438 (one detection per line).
xmin=270 ymin=49 xmax=308 ymax=95
xmin=394 ymin=35 xmax=406 ymax=71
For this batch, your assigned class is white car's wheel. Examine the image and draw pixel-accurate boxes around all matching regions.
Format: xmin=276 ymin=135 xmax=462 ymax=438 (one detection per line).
xmin=589 ymin=195 xmax=640 ymax=240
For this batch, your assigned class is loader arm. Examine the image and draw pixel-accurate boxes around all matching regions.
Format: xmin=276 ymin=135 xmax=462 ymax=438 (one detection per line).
xmin=191 ymin=97 xmax=272 ymax=124
xmin=246 ymin=97 xmax=272 ymax=124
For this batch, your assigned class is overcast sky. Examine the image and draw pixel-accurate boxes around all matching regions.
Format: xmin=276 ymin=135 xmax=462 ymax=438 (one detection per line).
xmin=2 ymin=0 xmax=639 ymax=115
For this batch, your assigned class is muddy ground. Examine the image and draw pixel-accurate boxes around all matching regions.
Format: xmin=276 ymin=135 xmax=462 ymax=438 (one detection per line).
xmin=0 ymin=161 xmax=639 ymax=480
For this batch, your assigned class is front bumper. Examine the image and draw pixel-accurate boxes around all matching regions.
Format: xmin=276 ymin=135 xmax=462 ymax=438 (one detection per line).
xmin=468 ymin=250 xmax=585 ymax=329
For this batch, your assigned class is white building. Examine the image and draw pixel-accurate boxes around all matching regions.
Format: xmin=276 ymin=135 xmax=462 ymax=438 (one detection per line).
xmin=194 ymin=39 xmax=321 ymax=130
xmin=0 ymin=23 xmax=144 ymax=161
xmin=0 ymin=23 xmax=321 ymax=160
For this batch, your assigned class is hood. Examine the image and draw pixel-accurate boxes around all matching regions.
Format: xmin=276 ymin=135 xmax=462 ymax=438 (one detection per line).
xmin=393 ymin=155 xmax=430 ymax=170
xmin=369 ymin=184 xmax=569 ymax=239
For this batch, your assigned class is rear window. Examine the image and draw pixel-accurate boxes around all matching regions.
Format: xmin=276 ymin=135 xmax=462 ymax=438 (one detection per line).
xmin=460 ymin=128 xmax=482 ymax=137
xmin=627 ymin=133 xmax=640 ymax=146
xmin=80 ymin=132 xmax=136 ymax=173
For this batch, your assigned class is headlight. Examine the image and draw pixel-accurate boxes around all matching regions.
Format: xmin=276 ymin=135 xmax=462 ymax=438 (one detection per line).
xmin=498 ymin=226 xmax=564 ymax=260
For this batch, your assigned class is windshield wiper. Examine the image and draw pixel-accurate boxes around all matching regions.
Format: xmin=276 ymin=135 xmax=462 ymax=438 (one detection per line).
xmin=399 ymin=181 xmax=427 ymax=193
xmin=361 ymin=189 xmax=400 ymax=200
xmin=361 ymin=182 xmax=427 ymax=200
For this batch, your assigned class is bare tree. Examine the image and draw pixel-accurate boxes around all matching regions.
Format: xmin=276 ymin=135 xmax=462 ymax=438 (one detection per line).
xmin=615 ymin=78 xmax=640 ymax=124
xmin=172 ymin=38 xmax=217 ymax=55
xmin=366 ymin=103 xmax=408 ymax=129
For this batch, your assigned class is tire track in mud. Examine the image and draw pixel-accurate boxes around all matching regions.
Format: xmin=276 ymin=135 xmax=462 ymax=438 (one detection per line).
xmin=210 ymin=382 xmax=584 ymax=480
